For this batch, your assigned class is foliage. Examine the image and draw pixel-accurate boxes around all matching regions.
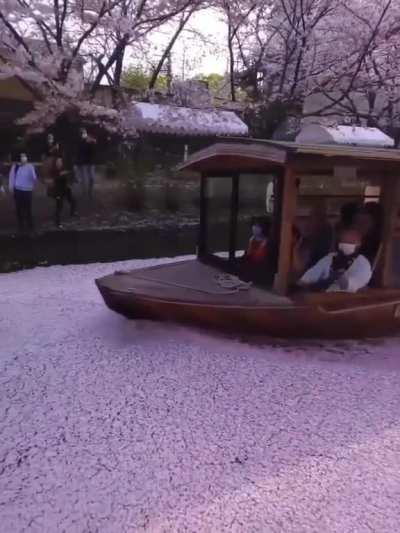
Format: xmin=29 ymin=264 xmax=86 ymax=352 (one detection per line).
xmin=122 ymin=67 xmax=168 ymax=92
xmin=196 ymin=73 xmax=224 ymax=95
xmin=217 ymin=0 xmax=400 ymax=134
xmin=2 ymin=0 xmax=400 ymax=138
xmin=244 ymin=101 xmax=300 ymax=139
xmin=0 ymin=0 xmax=205 ymax=135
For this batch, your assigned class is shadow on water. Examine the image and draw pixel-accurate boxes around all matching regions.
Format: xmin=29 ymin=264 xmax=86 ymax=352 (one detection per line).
xmin=0 ymin=225 xmax=197 ymax=272
xmin=0 ymin=220 xmax=252 ymax=273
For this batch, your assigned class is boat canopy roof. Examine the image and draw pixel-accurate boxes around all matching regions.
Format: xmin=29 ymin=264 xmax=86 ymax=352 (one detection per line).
xmin=178 ymin=138 xmax=400 ymax=176
xmin=295 ymin=124 xmax=395 ymax=148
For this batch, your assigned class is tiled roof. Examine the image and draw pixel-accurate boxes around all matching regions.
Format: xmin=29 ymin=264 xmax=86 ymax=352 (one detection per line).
xmin=130 ymin=102 xmax=248 ymax=137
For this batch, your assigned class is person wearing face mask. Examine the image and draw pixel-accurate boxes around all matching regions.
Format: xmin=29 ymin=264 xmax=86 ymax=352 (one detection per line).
xmin=75 ymin=128 xmax=96 ymax=199
xmin=240 ymin=217 xmax=272 ymax=283
xmin=297 ymin=228 xmax=372 ymax=292
xmin=245 ymin=218 xmax=270 ymax=262
xmin=8 ymin=152 xmax=37 ymax=234
xmin=42 ymin=133 xmax=62 ymax=183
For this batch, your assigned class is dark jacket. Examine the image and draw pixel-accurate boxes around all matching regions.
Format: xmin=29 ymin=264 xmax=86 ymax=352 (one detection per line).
xmin=77 ymin=139 xmax=95 ymax=165
xmin=44 ymin=142 xmax=61 ymax=158
xmin=53 ymin=169 xmax=71 ymax=197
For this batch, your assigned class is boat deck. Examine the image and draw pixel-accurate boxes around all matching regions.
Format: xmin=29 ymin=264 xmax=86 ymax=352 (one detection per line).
xmin=98 ymin=258 xmax=400 ymax=312
xmin=98 ymin=259 xmax=294 ymax=307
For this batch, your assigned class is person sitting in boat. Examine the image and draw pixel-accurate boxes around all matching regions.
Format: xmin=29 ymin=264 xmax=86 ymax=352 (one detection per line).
xmin=297 ymin=228 xmax=372 ymax=293
xmin=354 ymin=202 xmax=382 ymax=264
xmin=295 ymin=203 xmax=334 ymax=273
xmin=335 ymin=201 xmax=360 ymax=236
xmin=239 ymin=216 xmax=271 ymax=283
xmin=291 ymin=224 xmax=307 ymax=277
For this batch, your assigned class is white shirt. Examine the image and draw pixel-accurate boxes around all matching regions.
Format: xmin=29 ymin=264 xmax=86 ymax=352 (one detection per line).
xmin=9 ymin=163 xmax=37 ymax=192
xmin=300 ymin=252 xmax=372 ymax=293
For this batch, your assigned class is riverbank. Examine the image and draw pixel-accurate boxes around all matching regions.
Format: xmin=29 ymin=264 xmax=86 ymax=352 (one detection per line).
xmin=0 ymin=204 xmax=201 ymax=272
xmin=0 ymin=221 xmax=199 ymax=272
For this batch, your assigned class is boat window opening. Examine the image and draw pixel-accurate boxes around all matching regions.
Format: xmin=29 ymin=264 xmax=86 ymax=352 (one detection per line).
xmin=203 ymin=175 xmax=233 ymax=261
xmin=288 ymin=173 xmax=392 ymax=293
xmin=236 ymin=174 xmax=278 ymax=287
xmin=199 ymin=173 xmax=279 ymax=288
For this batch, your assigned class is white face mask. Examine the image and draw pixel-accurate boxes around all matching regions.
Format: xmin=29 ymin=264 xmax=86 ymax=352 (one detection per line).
xmin=338 ymin=243 xmax=357 ymax=256
xmin=252 ymin=225 xmax=264 ymax=239
xmin=81 ymin=131 xmax=88 ymax=139
xmin=20 ymin=155 xmax=28 ymax=164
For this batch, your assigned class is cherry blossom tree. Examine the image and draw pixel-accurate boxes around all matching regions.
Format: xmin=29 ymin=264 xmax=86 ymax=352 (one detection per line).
xmin=217 ymin=0 xmax=274 ymax=102
xmin=303 ymin=0 xmax=400 ymax=138
xmin=218 ymin=0 xmax=400 ymax=138
xmin=0 ymin=0 xmax=205 ymax=134
xmin=2 ymin=0 xmax=400 ymax=139
xmin=224 ymin=0 xmax=342 ymax=103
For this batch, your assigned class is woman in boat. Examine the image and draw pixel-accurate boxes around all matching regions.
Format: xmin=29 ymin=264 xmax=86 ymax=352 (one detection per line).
xmin=239 ymin=216 xmax=272 ymax=283
xmin=297 ymin=228 xmax=372 ymax=292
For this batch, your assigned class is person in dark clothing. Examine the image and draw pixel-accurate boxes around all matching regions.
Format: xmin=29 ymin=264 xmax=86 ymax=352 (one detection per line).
xmin=43 ymin=133 xmax=61 ymax=158
xmin=42 ymin=133 xmax=61 ymax=181
xmin=75 ymin=128 xmax=96 ymax=199
xmin=339 ymin=201 xmax=360 ymax=230
xmin=50 ymin=157 xmax=76 ymax=228
xmin=298 ymin=203 xmax=334 ymax=271
xmin=354 ymin=201 xmax=383 ymax=263
xmin=332 ymin=201 xmax=361 ymax=251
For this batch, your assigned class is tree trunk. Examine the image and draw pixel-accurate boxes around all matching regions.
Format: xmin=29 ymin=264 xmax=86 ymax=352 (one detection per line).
xmin=228 ymin=32 xmax=236 ymax=102
xmin=114 ymin=46 xmax=125 ymax=88
xmin=148 ymin=10 xmax=193 ymax=90
xmin=90 ymin=37 xmax=127 ymax=96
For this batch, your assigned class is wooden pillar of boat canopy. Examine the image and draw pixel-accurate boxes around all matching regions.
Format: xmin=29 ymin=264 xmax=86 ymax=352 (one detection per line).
xmin=273 ymin=164 xmax=297 ymax=295
xmin=377 ymin=175 xmax=400 ymax=287
xmin=198 ymin=173 xmax=208 ymax=256
xmin=229 ymin=174 xmax=239 ymax=262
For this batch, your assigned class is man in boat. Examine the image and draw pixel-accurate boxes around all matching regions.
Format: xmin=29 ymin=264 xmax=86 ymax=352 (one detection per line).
xmin=297 ymin=228 xmax=372 ymax=292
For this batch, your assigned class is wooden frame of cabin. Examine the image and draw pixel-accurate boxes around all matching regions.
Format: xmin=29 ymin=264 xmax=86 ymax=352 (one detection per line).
xmin=179 ymin=138 xmax=400 ymax=296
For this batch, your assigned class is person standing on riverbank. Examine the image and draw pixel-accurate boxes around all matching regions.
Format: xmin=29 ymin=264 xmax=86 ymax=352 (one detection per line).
xmin=42 ymin=133 xmax=61 ymax=181
xmin=8 ymin=153 xmax=37 ymax=234
xmin=49 ymin=157 xmax=76 ymax=228
xmin=75 ymin=128 xmax=96 ymax=200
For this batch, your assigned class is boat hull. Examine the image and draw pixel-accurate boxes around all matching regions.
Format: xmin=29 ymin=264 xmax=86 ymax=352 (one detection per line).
xmin=96 ymin=278 xmax=400 ymax=339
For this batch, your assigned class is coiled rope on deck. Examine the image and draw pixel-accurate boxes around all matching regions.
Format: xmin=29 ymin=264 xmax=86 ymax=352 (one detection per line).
xmin=213 ymin=273 xmax=252 ymax=291
xmin=114 ymin=270 xmax=252 ymax=295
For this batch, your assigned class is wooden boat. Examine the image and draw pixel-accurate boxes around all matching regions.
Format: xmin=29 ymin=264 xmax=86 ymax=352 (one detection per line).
xmin=96 ymin=138 xmax=400 ymax=338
